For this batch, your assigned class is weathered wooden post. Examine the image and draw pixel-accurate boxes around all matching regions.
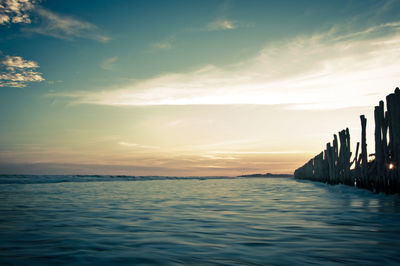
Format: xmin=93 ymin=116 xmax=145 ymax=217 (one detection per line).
xmin=338 ymin=128 xmax=351 ymax=185
xmin=386 ymin=95 xmax=394 ymax=192
xmin=360 ymin=115 xmax=368 ymax=188
xmin=393 ymin=88 xmax=400 ymax=192
xmin=322 ymin=149 xmax=329 ymax=183
xmin=354 ymin=142 xmax=360 ymax=168
xmin=374 ymin=102 xmax=384 ymax=190
xmin=386 ymin=89 xmax=400 ymax=192
xmin=382 ymin=108 xmax=389 ymax=189
xmin=345 ymin=128 xmax=352 ymax=185
xmin=337 ymin=129 xmax=351 ymax=185
xmin=310 ymin=158 xmax=315 ymax=181
xmin=314 ymin=152 xmax=324 ymax=182
xmin=333 ymin=134 xmax=339 ymax=184
xmin=352 ymin=141 xmax=360 ymax=186
xmin=326 ymin=143 xmax=334 ymax=184
xmin=339 ymin=130 xmax=346 ymax=184
xmin=328 ymin=141 xmax=337 ymax=184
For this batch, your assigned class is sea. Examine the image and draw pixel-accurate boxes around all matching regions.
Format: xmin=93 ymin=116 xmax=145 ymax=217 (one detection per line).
xmin=0 ymin=175 xmax=399 ymax=265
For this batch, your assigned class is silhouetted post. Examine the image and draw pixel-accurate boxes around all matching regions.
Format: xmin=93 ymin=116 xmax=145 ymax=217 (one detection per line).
xmin=333 ymin=134 xmax=339 ymax=184
xmin=386 ymin=93 xmax=393 ymax=189
xmin=339 ymin=130 xmax=346 ymax=184
xmin=393 ymin=88 xmax=400 ymax=190
xmin=310 ymin=158 xmax=315 ymax=180
xmin=322 ymin=150 xmax=329 ymax=183
xmin=352 ymin=141 xmax=360 ymax=186
xmin=386 ymin=95 xmax=394 ymax=191
xmin=382 ymin=109 xmax=389 ymax=188
xmin=326 ymin=143 xmax=334 ymax=184
xmin=386 ymin=89 xmax=400 ymax=191
xmin=354 ymin=142 xmax=360 ymax=168
xmin=338 ymin=129 xmax=351 ymax=185
xmin=387 ymin=95 xmax=394 ymax=156
xmin=306 ymin=158 xmax=314 ymax=180
xmin=374 ymin=102 xmax=384 ymax=189
xmin=360 ymin=115 xmax=368 ymax=187
xmin=314 ymin=152 xmax=324 ymax=182
xmin=342 ymin=128 xmax=351 ymax=185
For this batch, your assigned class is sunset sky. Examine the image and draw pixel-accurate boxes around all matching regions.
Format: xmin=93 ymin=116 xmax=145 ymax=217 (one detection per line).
xmin=1 ymin=0 xmax=399 ymax=176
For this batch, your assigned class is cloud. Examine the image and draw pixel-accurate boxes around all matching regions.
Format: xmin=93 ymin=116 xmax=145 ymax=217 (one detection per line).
xmin=151 ymin=40 xmax=173 ymax=50
xmin=210 ymin=151 xmax=306 ymax=155
xmin=100 ymin=56 xmax=118 ymax=70
xmin=118 ymin=141 xmax=158 ymax=149
xmin=1 ymin=54 xmax=38 ymax=68
xmin=0 ymin=55 xmax=44 ymax=87
xmin=149 ymin=36 xmax=174 ymax=52
xmin=205 ymin=0 xmax=237 ymax=31
xmin=52 ymin=21 xmax=400 ymax=109
xmin=0 ymin=0 xmax=36 ymax=25
xmin=26 ymin=7 xmax=111 ymax=42
xmin=206 ymin=18 xmax=236 ymax=31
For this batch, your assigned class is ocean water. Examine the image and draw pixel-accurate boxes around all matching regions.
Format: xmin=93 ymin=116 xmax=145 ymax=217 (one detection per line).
xmin=0 ymin=176 xmax=400 ymax=265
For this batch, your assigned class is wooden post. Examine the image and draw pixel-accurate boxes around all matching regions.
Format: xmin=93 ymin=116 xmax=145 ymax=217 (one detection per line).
xmin=338 ymin=130 xmax=346 ymax=184
xmin=374 ymin=102 xmax=384 ymax=189
xmin=353 ymin=141 xmax=360 ymax=186
xmin=333 ymin=134 xmax=339 ymax=184
xmin=326 ymin=143 xmax=334 ymax=184
xmin=386 ymin=89 xmax=400 ymax=192
xmin=394 ymin=88 xmax=400 ymax=192
xmin=315 ymin=152 xmax=324 ymax=182
xmin=322 ymin=149 xmax=329 ymax=183
xmin=345 ymin=128 xmax=352 ymax=185
xmin=354 ymin=142 xmax=360 ymax=168
xmin=360 ymin=115 xmax=368 ymax=188
xmin=386 ymin=93 xmax=394 ymax=161
xmin=382 ymin=108 xmax=389 ymax=188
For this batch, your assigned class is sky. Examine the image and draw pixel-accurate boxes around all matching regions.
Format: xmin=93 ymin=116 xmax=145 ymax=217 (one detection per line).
xmin=0 ymin=0 xmax=399 ymax=176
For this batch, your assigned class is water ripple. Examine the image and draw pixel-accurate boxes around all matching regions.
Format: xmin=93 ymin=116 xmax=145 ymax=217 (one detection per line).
xmin=0 ymin=177 xmax=400 ymax=265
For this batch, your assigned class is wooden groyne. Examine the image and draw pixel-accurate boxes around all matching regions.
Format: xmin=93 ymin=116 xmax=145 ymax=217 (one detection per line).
xmin=294 ymin=88 xmax=400 ymax=194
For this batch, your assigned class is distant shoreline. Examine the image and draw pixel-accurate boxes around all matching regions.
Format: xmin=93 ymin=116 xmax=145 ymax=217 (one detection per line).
xmin=238 ymin=173 xmax=294 ymax=178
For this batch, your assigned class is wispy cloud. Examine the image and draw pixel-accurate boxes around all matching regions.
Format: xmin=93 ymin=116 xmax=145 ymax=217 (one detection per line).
xmin=0 ymin=0 xmax=36 ymax=24
xmin=52 ymin=21 xmax=400 ymax=109
xmin=118 ymin=141 xmax=158 ymax=149
xmin=151 ymin=40 xmax=173 ymax=50
xmin=26 ymin=7 xmax=111 ymax=42
xmin=206 ymin=0 xmax=237 ymax=31
xmin=100 ymin=56 xmax=118 ymax=70
xmin=150 ymin=17 xmax=239 ymax=51
xmin=210 ymin=151 xmax=306 ymax=155
xmin=149 ymin=36 xmax=174 ymax=52
xmin=0 ymin=55 xmax=44 ymax=87
xmin=206 ymin=18 xmax=237 ymax=31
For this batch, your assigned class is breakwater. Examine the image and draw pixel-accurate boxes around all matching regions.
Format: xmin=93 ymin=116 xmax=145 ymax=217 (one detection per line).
xmin=294 ymin=88 xmax=400 ymax=194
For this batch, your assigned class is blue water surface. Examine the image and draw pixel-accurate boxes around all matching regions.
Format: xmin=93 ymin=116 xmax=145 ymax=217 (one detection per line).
xmin=0 ymin=176 xmax=399 ymax=265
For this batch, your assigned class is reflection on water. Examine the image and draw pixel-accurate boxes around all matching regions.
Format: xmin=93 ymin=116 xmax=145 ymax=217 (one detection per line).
xmin=0 ymin=176 xmax=400 ymax=265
